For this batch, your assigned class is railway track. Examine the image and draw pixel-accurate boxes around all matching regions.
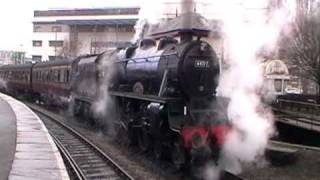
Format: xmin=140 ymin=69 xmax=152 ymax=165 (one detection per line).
xmin=220 ymin=171 xmax=245 ymax=180
xmin=270 ymin=140 xmax=320 ymax=152
xmin=31 ymin=108 xmax=134 ymax=180
xmin=29 ymin=105 xmax=244 ymax=180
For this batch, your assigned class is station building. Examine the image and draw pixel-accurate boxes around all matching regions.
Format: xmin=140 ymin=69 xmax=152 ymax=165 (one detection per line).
xmin=262 ymin=59 xmax=290 ymax=95
xmin=31 ymin=7 xmax=139 ymax=62
xmin=31 ymin=3 xmax=227 ymax=62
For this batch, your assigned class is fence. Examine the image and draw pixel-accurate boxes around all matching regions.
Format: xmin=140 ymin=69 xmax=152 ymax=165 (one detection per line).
xmin=273 ymin=99 xmax=320 ymax=118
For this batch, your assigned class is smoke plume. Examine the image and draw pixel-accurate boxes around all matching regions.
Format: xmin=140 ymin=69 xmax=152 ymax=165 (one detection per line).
xmin=215 ymin=0 xmax=296 ymax=175
xmin=91 ymin=50 xmax=119 ymax=133
xmin=0 ymin=78 xmax=7 ymax=90
xmin=132 ymin=0 xmax=166 ymax=43
xmin=132 ymin=0 xmax=201 ymax=43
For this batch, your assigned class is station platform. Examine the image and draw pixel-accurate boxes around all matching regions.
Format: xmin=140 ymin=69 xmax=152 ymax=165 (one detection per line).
xmin=0 ymin=93 xmax=69 ymax=180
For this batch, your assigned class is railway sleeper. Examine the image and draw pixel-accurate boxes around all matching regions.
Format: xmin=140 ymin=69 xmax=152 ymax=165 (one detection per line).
xmin=82 ymin=168 xmax=115 ymax=174
xmin=85 ymin=172 xmax=118 ymax=178
xmin=80 ymin=163 xmax=107 ymax=168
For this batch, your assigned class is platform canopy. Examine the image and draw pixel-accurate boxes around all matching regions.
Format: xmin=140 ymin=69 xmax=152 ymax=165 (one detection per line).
xmin=56 ymin=19 xmax=138 ymax=25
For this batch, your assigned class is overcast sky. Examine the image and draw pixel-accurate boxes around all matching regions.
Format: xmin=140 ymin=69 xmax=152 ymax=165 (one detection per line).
xmin=0 ymin=0 xmax=141 ymax=52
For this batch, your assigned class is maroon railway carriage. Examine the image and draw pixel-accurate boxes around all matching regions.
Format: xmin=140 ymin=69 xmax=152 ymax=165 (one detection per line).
xmin=32 ymin=60 xmax=72 ymax=104
xmin=0 ymin=64 xmax=33 ymax=93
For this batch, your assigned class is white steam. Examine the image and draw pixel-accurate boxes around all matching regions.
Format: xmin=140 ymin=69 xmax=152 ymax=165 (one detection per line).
xmin=215 ymin=0 xmax=296 ymax=175
xmin=132 ymin=0 xmax=166 ymax=43
xmin=92 ymin=51 xmax=119 ymax=131
xmin=0 ymin=78 xmax=7 ymax=90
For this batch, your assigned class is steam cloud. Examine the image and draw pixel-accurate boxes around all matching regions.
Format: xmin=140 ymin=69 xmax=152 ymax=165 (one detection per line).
xmin=91 ymin=51 xmax=119 ymax=133
xmin=132 ymin=0 xmax=166 ymax=43
xmin=214 ymin=0 xmax=296 ymax=176
xmin=0 ymin=78 xmax=7 ymax=90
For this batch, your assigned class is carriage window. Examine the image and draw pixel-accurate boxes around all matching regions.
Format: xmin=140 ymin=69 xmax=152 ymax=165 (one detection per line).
xmin=60 ymin=69 xmax=64 ymax=83
xmin=43 ymin=71 xmax=46 ymax=81
xmin=46 ymin=71 xmax=49 ymax=81
xmin=66 ymin=69 xmax=70 ymax=82
xmin=48 ymin=70 xmax=52 ymax=81
xmin=57 ymin=70 xmax=60 ymax=83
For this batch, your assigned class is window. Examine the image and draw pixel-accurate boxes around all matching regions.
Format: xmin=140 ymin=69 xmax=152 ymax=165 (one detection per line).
xmin=117 ymin=25 xmax=134 ymax=32
xmin=33 ymin=25 xmax=41 ymax=32
xmin=59 ymin=69 xmax=64 ymax=83
xmin=274 ymin=79 xmax=282 ymax=92
xmin=51 ymin=26 xmax=62 ymax=32
xmin=49 ymin=41 xmax=63 ymax=47
xmin=32 ymin=55 xmax=42 ymax=62
xmin=49 ymin=56 xmax=56 ymax=61
xmin=49 ymin=56 xmax=63 ymax=61
xmin=32 ymin=40 xmax=42 ymax=47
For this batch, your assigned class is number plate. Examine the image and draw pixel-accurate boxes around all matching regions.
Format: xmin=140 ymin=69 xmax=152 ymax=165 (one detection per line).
xmin=194 ymin=60 xmax=210 ymax=68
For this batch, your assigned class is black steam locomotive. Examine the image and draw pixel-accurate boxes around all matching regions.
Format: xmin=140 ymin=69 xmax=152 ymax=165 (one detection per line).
xmin=0 ymin=31 xmax=230 ymax=168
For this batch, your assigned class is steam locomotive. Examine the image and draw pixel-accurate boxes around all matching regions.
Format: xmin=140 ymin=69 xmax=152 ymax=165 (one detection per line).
xmin=0 ymin=31 xmax=230 ymax=168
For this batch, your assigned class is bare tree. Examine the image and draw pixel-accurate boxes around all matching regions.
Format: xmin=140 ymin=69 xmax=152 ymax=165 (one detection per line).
xmin=287 ymin=0 xmax=320 ymax=102
xmin=58 ymin=40 xmax=82 ymax=60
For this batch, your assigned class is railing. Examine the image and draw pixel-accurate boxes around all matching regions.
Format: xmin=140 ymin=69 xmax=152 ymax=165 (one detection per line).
xmin=273 ymin=99 xmax=320 ymax=118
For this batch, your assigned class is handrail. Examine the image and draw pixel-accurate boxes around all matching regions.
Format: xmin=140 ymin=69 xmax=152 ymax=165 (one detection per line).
xmin=276 ymin=99 xmax=320 ymax=108
xmin=273 ymin=99 xmax=320 ymax=117
xmin=115 ymin=53 xmax=179 ymax=63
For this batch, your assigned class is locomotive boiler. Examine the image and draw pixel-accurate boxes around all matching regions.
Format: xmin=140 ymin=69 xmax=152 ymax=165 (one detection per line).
xmin=113 ymin=37 xmax=220 ymax=99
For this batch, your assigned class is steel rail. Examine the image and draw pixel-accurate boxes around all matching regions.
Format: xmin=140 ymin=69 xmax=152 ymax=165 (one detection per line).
xmin=29 ymin=104 xmax=244 ymax=180
xmin=270 ymin=140 xmax=320 ymax=152
xmin=220 ymin=170 xmax=245 ymax=180
xmin=51 ymin=134 xmax=86 ymax=180
xmin=30 ymin=107 xmax=134 ymax=180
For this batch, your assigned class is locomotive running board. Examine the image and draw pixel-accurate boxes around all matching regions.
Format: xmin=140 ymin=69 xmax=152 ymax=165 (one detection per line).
xmin=109 ymin=91 xmax=181 ymax=104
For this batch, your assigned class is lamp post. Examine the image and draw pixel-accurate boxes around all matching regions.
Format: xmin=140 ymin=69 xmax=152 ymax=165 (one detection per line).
xmin=54 ymin=29 xmax=57 ymax=61
xmin=19 ymin=44 xmax=24 ymax=64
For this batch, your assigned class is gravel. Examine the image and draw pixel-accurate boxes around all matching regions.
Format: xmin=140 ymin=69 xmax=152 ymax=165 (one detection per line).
xmin=28 ymin=103 xmax=320 ymax=180
xmin=28 ymin=103 xmax=179 ymax=180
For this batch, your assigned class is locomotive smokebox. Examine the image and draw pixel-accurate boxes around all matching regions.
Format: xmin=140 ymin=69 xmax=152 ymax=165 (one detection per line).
xmin=178 ymin=40 xmax=220 ymax=98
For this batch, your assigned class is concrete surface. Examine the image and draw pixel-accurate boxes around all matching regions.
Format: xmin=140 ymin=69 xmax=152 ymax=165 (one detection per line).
xmin=0 ymin=97 xmax=17 ymax=180
xmin=0 ymin=93 xmax=69 ymax=180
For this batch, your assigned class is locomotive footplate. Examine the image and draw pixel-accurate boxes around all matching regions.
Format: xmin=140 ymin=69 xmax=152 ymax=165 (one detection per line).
xmin=109 ymin=91 xmax=182 ymax=104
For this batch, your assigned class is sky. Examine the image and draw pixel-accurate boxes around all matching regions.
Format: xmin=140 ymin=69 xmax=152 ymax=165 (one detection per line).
xmin=0 ymin=0 xmax=141 ymax=53
xmin=0 ymin=0 xmax=285 ymax=54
